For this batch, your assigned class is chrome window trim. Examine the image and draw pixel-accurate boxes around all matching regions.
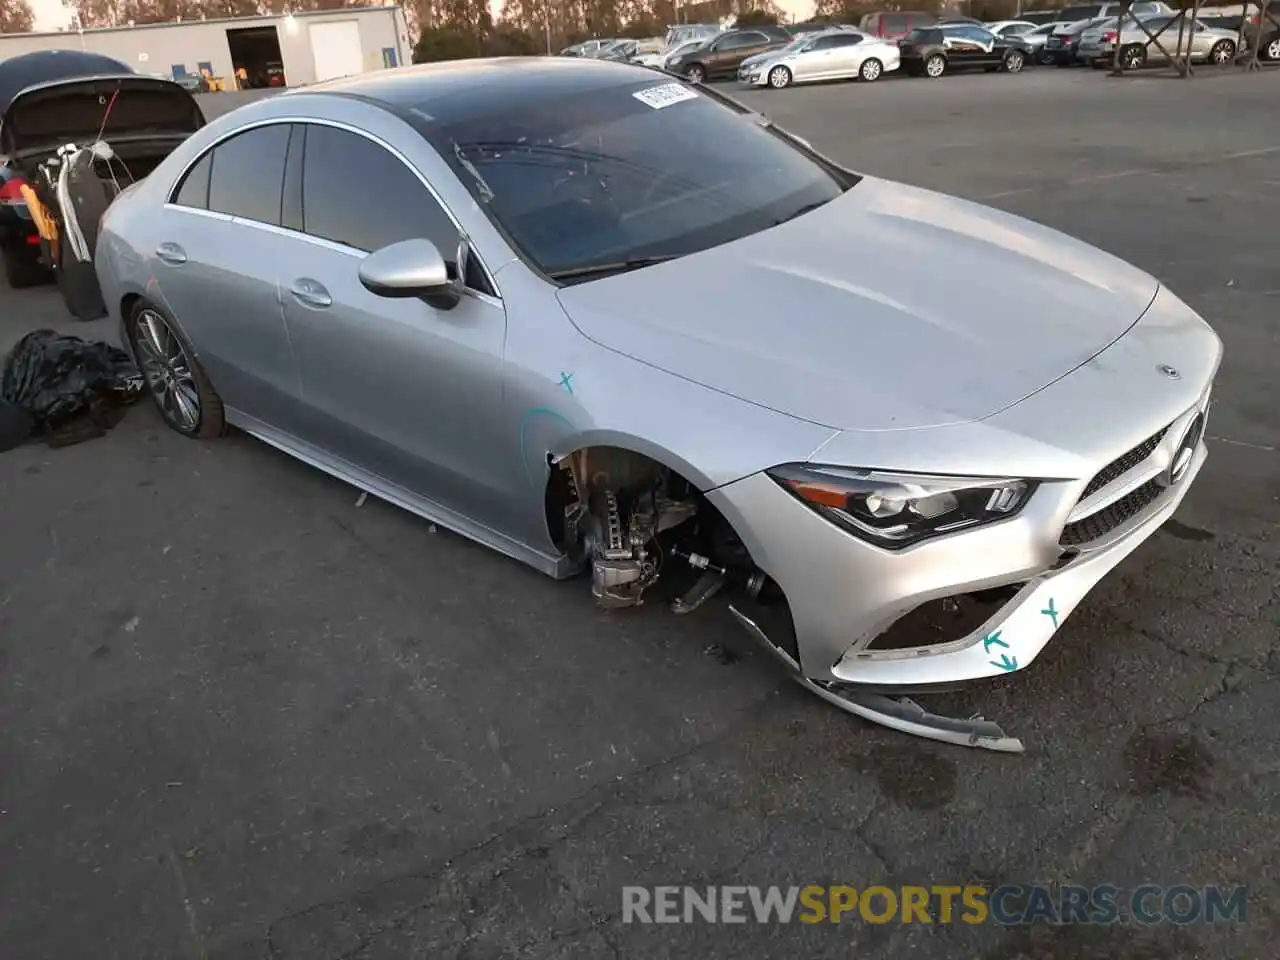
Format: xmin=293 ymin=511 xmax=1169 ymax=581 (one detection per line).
xmin=163 ymin=113 xmax=503 ymax=303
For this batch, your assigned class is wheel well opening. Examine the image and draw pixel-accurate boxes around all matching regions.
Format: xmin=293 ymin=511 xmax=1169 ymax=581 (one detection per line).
xmin=121 ymin=293 xmax=142 ymax=319
xmin=543 ymin=443 xmax=797 ymax=654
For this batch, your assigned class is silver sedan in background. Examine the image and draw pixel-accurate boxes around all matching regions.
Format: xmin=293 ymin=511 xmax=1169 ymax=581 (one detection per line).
xmin=740 ymin=29 xmax=901 ymax=86
xmin=96 ymin=58 xmax=1221 ymax=753
xmin=1078 ymin=12 xmax=1239 ymax=67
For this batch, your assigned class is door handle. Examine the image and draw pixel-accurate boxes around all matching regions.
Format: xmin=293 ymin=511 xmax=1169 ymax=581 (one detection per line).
xmin=155 ymin=242 xmax=187 ymax=265
xmin=289 ymin=278 xmax=332 ymax=308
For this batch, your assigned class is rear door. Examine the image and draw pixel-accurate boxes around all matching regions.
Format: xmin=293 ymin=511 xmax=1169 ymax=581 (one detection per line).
xmin=153 ymin=121 xmax=306 ymax=430
xmin=710 ymin=31 xmax=772 ymax=75
xmin=816 ymin=33 xmax=868 ymax=76
xmin=278 ymin=121 xmax=510 ymax=527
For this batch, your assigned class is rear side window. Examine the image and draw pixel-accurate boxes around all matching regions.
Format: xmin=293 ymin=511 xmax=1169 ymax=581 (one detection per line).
xmin=884 ymin=14 xmax=909 ymax=32
xmin=171 ymin=152 xmax=211 ymax=209
xmin=300 ymin=124 xmax=458 ymax=258
xmin=207 ymin=123 xmax=290 ymax=225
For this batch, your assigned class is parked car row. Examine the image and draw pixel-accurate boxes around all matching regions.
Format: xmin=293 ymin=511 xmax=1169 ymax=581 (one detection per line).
xmin=562 ymin=2 xmax=1277 ymax=87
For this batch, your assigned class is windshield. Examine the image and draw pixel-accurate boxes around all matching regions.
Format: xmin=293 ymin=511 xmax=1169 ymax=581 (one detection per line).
xmin=426 ymin=79 xmax=852 ymax=281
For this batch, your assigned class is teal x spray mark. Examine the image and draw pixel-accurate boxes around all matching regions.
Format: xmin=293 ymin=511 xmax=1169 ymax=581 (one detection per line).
xmin=1041 ymin=598 xmax=1059 ymax=629
xmin=983 ymin=631 xmax=1017 ymax=671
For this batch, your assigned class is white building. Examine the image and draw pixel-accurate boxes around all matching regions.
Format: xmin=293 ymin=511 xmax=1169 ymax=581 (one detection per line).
xmin=0 ymin=5 xmax=412 ymax=89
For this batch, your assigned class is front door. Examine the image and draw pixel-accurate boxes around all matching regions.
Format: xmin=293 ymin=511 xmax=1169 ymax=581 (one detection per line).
xmin=277 ymin=122 xmax=510 ymax=528
xmin=149 ymin=121 xmax=306 ymax=432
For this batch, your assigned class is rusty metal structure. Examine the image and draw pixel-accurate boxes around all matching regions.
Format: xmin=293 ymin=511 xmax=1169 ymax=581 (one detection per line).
xmin=1105 ymin=0 xmax=1279 ymax=76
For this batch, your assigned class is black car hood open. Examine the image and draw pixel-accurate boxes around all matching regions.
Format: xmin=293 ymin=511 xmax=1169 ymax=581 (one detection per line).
xmin=0 ymin=74 xmax=205 ymax=160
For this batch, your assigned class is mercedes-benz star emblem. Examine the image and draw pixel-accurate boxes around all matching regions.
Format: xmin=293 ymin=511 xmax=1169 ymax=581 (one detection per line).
xmin=1157 ymin=364 xmax=1181 ymax=380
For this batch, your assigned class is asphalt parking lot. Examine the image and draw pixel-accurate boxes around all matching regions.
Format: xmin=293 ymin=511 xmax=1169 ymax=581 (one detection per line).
xmin=2 ymin=68 xmax=1278 ymax=959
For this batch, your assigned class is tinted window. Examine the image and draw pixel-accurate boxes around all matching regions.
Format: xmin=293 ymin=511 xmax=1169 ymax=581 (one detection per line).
xmin=423 ymin=77 xmax=850 ymax=281
xmin=207 ymin=124 xmax=289 ymax=224
xmin=885 ymin=14 xmax=909 ymax=31
xmin=947 ymin=25 xmax=993 ymax=40
xmin=718 ymin=32 xmax=764 ymax=49
xmin=1141 ymin=15 xmax=1172 ymax=30
xmin=905 ymin=28 xmax=942 ymax=41
xmin=815 ymin=33 xmax=862 ymax=48
xmin=1001 ymin=23 xmax=1033 ymax=35
xmin=1060 ymin=5 xmax=1103 ymax=19
xmin=301 ymin=125 xmax=458 ymax=259
xmin=172 ymin=151 xmax=211 ymax=209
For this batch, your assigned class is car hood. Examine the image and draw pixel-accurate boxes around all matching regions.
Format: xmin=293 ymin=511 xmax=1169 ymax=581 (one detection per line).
xmin=0 ymin=75 xmax=205 ymax=160
xmin=555 ymin=176 xmax=1161 ymax=432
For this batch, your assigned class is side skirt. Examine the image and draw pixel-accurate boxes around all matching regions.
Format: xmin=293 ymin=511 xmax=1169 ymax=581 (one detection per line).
xmin=225 ymin=407 xmax=578 ymax=580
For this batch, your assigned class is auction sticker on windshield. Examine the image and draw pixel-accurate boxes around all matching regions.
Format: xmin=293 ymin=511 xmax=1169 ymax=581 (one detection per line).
xmin=633 ymin=83 xmax=699 ymax=110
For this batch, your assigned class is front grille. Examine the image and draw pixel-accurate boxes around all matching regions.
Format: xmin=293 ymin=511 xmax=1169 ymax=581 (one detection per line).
xmin=1060 ymin=476 xmax=1164 ymax=546
xmin=1080 ymin=425 xmax=1169 ymax=501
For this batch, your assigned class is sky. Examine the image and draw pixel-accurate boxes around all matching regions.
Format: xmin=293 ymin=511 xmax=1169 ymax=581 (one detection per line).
xmin=31 ymin=0 xmax=73 ymax=31
xmin=27 ymin=0 xmax=817 ymax=33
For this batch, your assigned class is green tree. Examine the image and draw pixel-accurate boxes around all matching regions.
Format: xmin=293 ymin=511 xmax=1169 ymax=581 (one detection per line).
xmin=0 ymin=0 xmax=34 ymax=33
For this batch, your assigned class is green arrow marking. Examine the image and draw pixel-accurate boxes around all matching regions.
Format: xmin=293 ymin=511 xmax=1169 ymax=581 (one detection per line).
xmin=982 ymin=631 xmax=1008 ymax=653
xmin=990 ymin=653 xmax=1018 ymax=672
xmin=1041 ymin=598 xmax=1059 ymax=629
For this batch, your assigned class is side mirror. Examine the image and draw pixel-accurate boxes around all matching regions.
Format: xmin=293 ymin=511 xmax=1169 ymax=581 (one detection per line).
xmin=359 ymin=238 xmax=461 ymax=310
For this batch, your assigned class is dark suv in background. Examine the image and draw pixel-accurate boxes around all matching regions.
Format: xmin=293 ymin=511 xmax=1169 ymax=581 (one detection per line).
xmin=666 ymin=26 xmax=792 ymax=83
xmin=860 ymin=10 xmax=939 ymax=41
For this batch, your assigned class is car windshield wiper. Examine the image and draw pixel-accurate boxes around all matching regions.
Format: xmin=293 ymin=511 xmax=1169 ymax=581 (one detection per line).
xmin=546 ymin=255 xmax=681 ymax=282
xmin=774 ymin=200 xmax=830 ymax=226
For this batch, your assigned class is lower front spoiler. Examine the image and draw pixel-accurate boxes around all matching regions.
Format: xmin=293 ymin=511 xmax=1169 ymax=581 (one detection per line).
xmin=729 ymin=605 xmax=1025 ymax=753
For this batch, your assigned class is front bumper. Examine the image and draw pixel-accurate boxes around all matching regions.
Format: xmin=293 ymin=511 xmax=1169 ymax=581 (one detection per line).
xmin=708 ymin=391 xmax=1213 ymax=688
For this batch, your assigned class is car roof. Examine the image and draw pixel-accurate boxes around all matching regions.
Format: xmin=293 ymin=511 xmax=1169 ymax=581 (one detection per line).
xmin=291 ymin=57 xmax=660 ymax=126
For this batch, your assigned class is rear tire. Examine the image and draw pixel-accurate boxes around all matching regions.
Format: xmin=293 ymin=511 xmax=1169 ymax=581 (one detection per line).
xmin=124 ymin=299 xmax=226 ymax=439
xmin=925 ymin=54 xmax=946 ymax=78
xmin=1265 ymin=37 xmax=1280 ymax=61
xmin=859 ymin=57 xmax=883 ymax=81
xmin=1120 ymin=43 xmax=1146 ymax=71
xmin=685 ymin=63 xmax=706 ymax=84
xmin=1003 ymin=50 xmax=1026 ymax=73
xmin=3 ymin=244 xmax=51 ymax=289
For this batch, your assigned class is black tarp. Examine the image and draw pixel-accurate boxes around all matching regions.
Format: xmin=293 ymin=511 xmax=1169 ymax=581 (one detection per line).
xmin=0 ymin=329 xmax=143 ymax=448
xmin=0 ymin=51 xmax=133 ymax=116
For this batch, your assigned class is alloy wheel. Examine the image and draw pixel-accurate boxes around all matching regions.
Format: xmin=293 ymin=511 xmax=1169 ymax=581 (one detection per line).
xmin=925 ymin=55 xmax=946 ymax=77
xmin=1267 ymin=38 xmax=1280 ymax=60
xmin=133 ymin=308 xmax=200 ymax=432
xmin=861 ymin=58 xmax=882 ymax=81
xmin=1006 ymin=51 xmax=1025 ymax=73
xmin=1209 ymin=40 xmax=1234 ymax=64
xmin=768 ymin=66 xmax=791 ymax=88
xmin=1121 ymin=46 xmax=1145 ymax=70
xmin=686 ymin=64 xmax=705 ymax=83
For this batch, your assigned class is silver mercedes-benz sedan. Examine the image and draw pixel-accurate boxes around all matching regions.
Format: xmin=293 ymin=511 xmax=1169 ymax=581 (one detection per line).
xmin=96 ymin=58 xmax=1222 ymax=752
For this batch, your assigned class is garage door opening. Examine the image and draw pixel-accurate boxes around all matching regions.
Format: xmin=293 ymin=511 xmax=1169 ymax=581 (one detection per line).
xmin=227 ymin=26 xmax=286 ymax=90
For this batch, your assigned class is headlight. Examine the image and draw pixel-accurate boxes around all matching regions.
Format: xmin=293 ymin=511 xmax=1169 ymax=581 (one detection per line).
xmin=768 ymin=464 xmax=1036 ymax=549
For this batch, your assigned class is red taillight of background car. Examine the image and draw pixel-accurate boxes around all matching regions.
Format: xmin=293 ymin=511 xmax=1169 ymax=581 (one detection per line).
xmin=0 ymin=175 xmax=28 ymax=203
xmin=1102 ymin=31 xmax=1117 ymax=43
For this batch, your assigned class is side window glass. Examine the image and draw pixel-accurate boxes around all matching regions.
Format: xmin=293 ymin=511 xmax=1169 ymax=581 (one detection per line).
xmin=301 ymin=124 xmax=468 ymax=273
xmin=171 ymin=151 xmax=211 ymax=209
xmin=207 ymin=124 xmax=290 ymax=225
